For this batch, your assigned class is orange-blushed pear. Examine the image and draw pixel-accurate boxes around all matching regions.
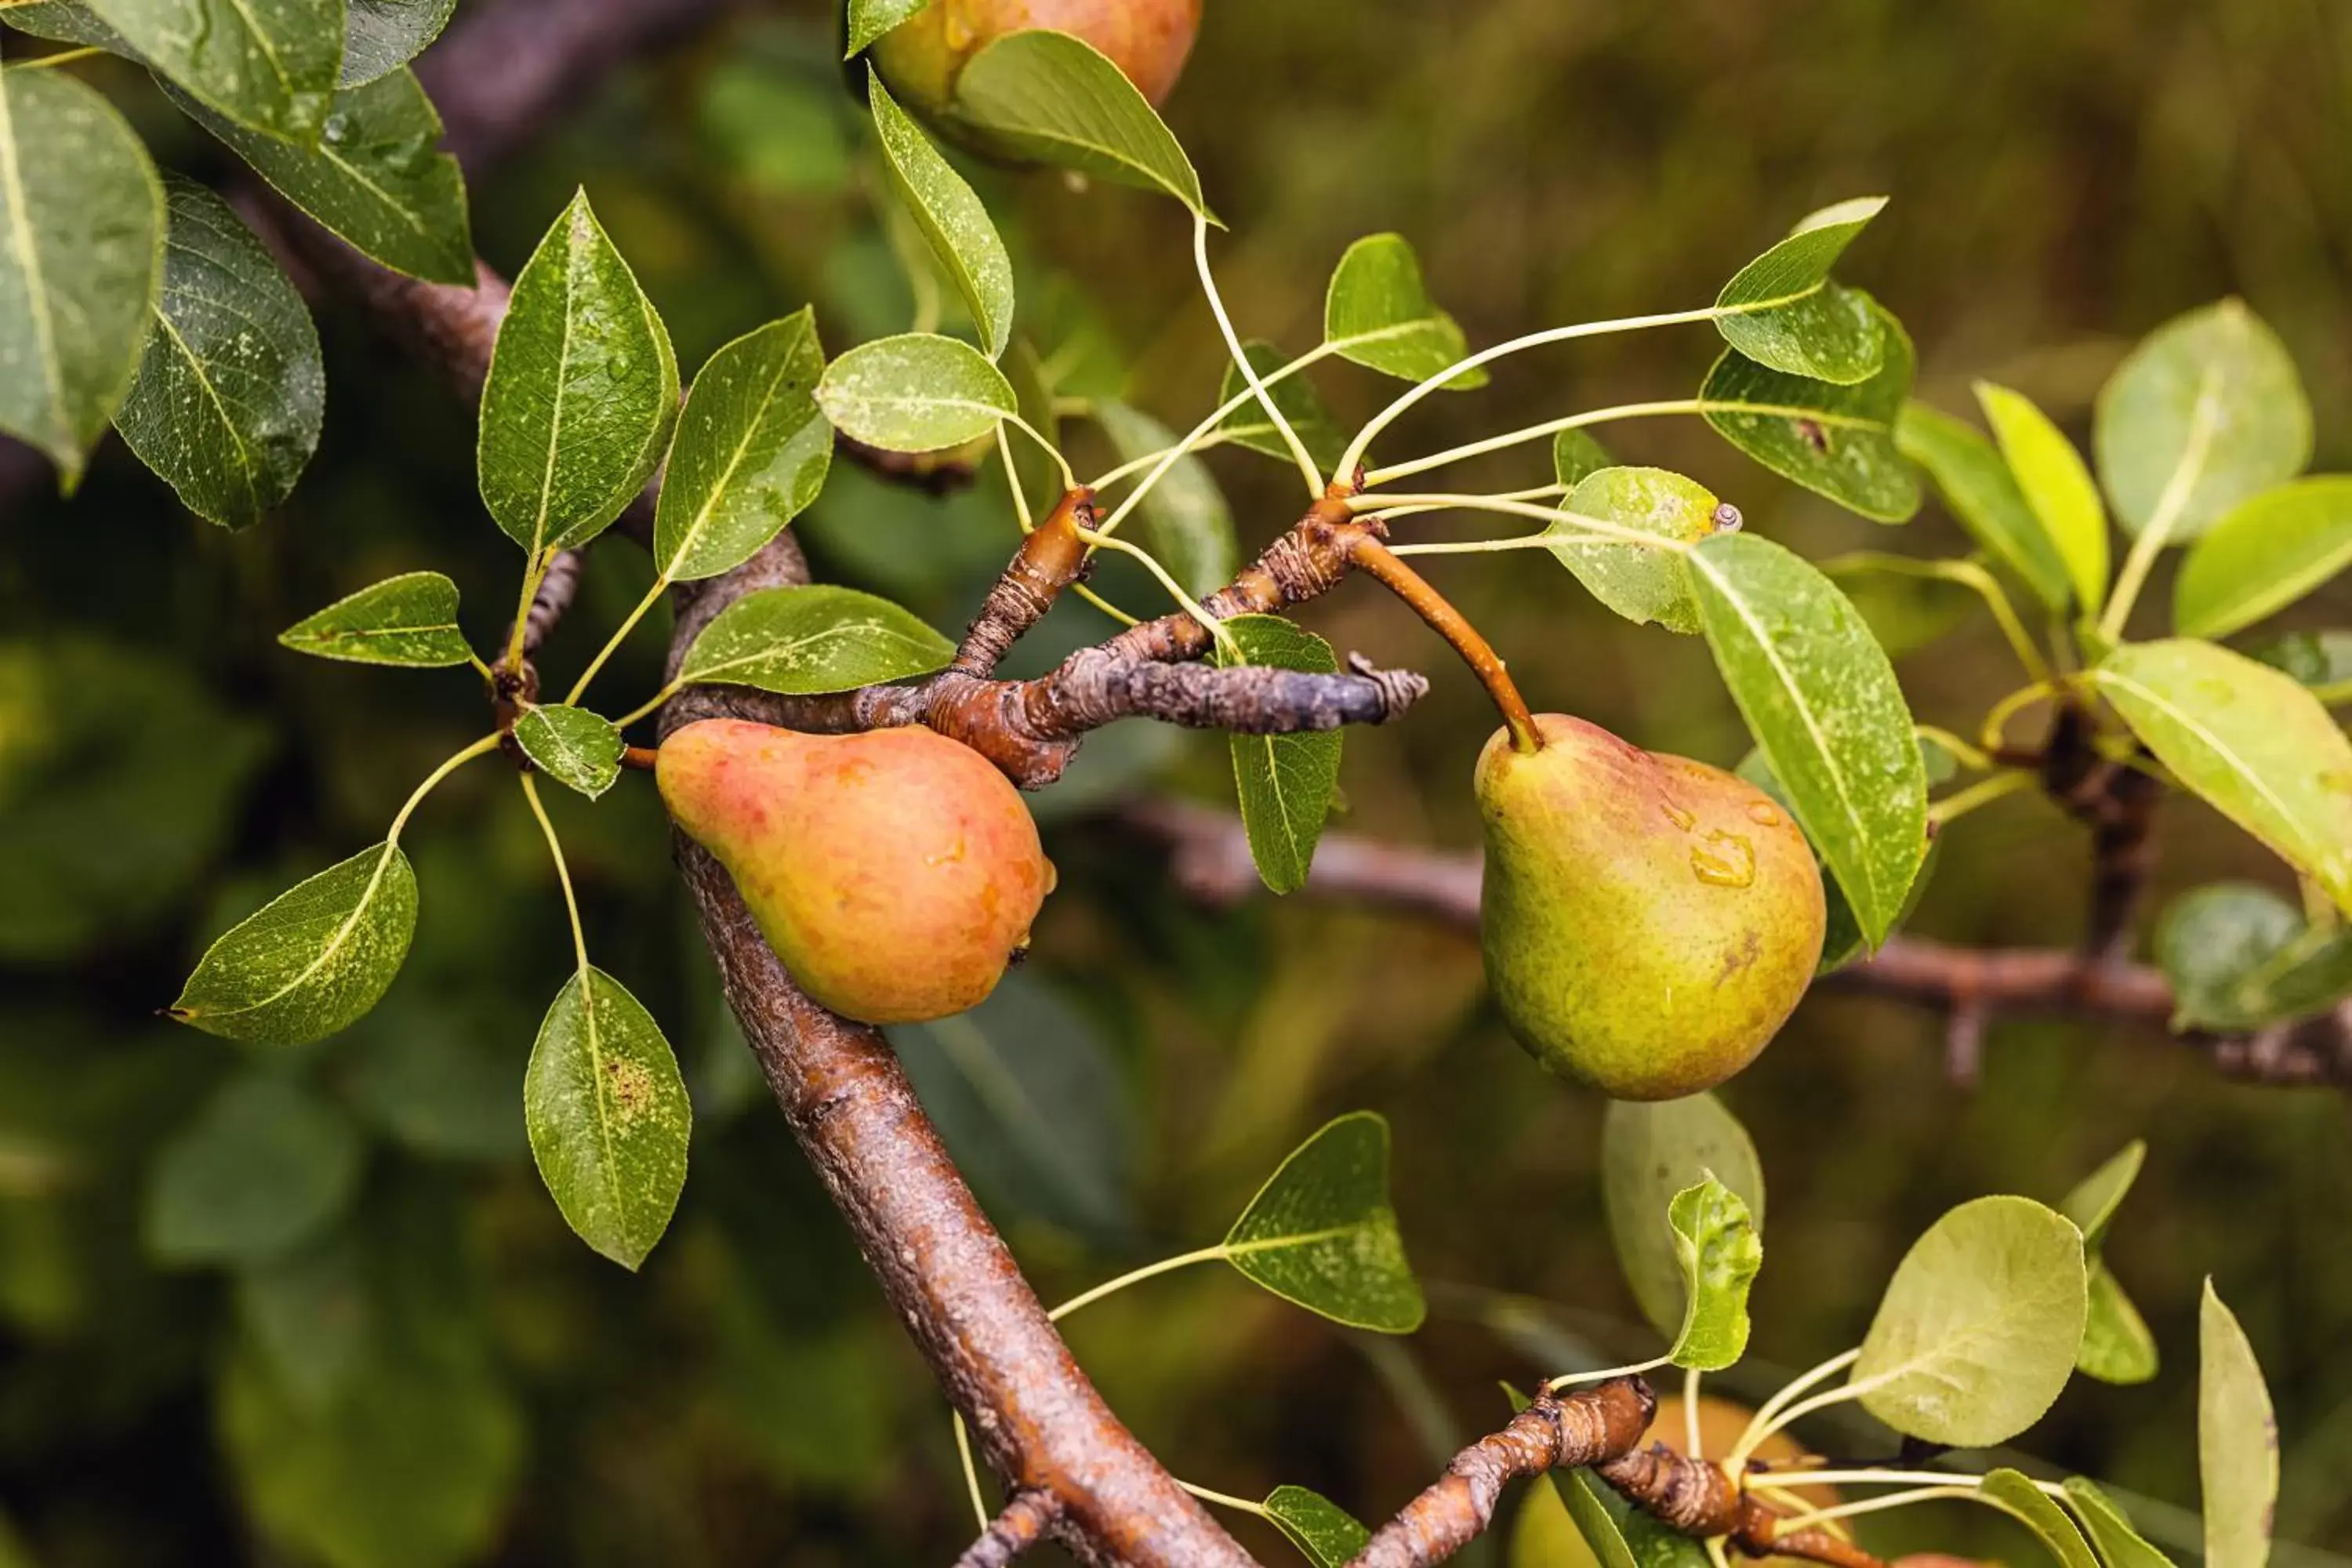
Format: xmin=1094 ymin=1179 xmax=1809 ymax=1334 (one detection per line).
xmin=873 ymin=0 xmax=1203 ymax=113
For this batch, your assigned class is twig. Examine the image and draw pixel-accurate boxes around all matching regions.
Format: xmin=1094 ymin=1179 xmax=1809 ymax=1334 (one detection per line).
xmin=955 ymin=1488 xmax=1064 ymax=1568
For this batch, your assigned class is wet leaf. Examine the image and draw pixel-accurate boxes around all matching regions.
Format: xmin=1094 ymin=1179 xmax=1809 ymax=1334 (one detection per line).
xmin=655 ymin=310 xmax=832 ymax=582
xmin=524 ymin=967 xmax=691 ymax=1270
xmin=1218 ymin=615 xmax=1342 ymax=895
xmin=1553 ymin=428 xmax=1613 ymax=489
xmin=342 ymin=0 xmax=456 ymax=86
xmin=1222 ymin=1111 xmax=1424 ymax=1333
xmin=1714 ymin=195 xmax=1888 ymax=384
xmin=511 ymin=706 xmax=624 ymax=800
xmin=815 ymin=330 xmax=1013 ymax=451
xmin=281 ymin=572 xmax=471 ymax=666
xmin=1549 ymin=466 xmax=1726 ymax=633
xmin=1976 ymin=382 xmax=2108 ymax=615
xmin=869 ymin=68 xmax=1014 ymax=358
xmin=94 ymin=0 xmax=341 ymax=143
xmin=1323 ymin=233 xmax=1484 ymax=389
xmin=677 ymin=583 xmax=954 ymax=695
xmin=171 ymin=843 xmax=419 ymax=1047
xmin=1265 ymin=1485 xmax=1370 ymax=1568
xmin=1664 ymin=1176 xmax=1759 ymax=1370
xmin=844 ymin=0 xmax=928 ymax=56
xmin=1602 ymin=1094 xmax=1765 ymax=1340
xmin=2173 ymin=477 xmax=2352 ymax=638
xmin=949 ymin=29 xmax=1210 ymax=216
xmin=2198 ymin=1280 xmax=2277 ymax=1568
xmin=1700 ymin=296 xmax=1916 ymax=521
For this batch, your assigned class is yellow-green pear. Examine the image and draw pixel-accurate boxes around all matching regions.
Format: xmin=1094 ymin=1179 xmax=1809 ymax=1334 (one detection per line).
xmin=872 ymin=0 xmax=1203 ymax=114
xmin=659 ymin=719 xmax=1055 ymax=1025
xmin=1477 ymin=714 xmax=1824 ymax=1100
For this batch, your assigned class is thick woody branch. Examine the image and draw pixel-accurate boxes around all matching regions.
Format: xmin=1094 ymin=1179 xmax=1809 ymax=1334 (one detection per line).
xmin=955 ymin=1488 xmax=1064 ymax=1568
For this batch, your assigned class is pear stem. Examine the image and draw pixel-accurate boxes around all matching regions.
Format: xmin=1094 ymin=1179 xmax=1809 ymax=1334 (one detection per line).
xmin=620 ymin=744 xmax=660 ymax=771
xmin=1347 ymin=536 xmax=1542 ymax=753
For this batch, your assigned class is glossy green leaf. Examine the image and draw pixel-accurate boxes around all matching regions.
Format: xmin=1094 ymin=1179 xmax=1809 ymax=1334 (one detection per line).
xmin=655 ymin=311 xmax=831 ymax=582
xmin=1217 ymin=615 xmax=1342 ymax=895
xmin=949 ymin=29 xmax=1210 ymax=216
xmin=1738 ymin=739 xmax=1945 ymax=973
xmin=478 ymin=190 xmax=679 ymax=556
xmin=1700 ymin=297 xmax=1916 ymax=521
xmin=1664 ymin=1176 xmax=1759 ymax=1371
xmin=1323 ymin=233 xmax=1485 ymax=389
xmin=2061 ymin=1477 xmax=2178 ymax=1568
xmin=1559 ymin=1471 xmax=1637 ymax=1568
xmin=512 ymin=706 xmax=624 ymax=800
xmin=93 ymin=0 xmax=341 ymax=143
xmin=2093 ymin=639 xmax=2352 ymax=916
xmin=1714 ymin=195 xmax=1887 ymax=384
xmin=1221 ymin=1110 xmax=1424 ymax=1333
xmin=170 ymin=843 xmax=419 ymax=1047
xmin=2096 ymin=299 xmax=2310 ymax=543
xmin=172 ymin=67 xmax=471 ymax=285
xmin=815 ymin=330 xmax=1012 ymax=452
xmin=1218 ymin=339 xmax=1347 ymax=474
xmin=2199 ymin=1279 xmax=2277 ymax=1568
xmin=114 ymin=177 xmax=324 ymax=529
xmin=677 ymin=583 xmax=954 ymax=695
xmin=1553 ymin=428 xmax=1613 ymax=489
xmin=1853 ymin=1195 xmax=2088 ymax=1447
xmin=145 ymin=1075 xmax=361 ymax=1266
xmin=342 ymin=0 xmax=454 ymax=85
xmin=2249 ymin=629 xmax=2352 ymax=706
xmin=891 ymin=973 xmax=1134 ymax=1239
xmin=1688 ymin=531 xmax=1927 ymax=947
xmin=1549 ymin=466 xmax=1730 ymax=633
xmin=278 ymin=571 xmax=470 ymax=666
xmin=2174 ymin=477 xmax=2352 ymax=638
xmin=1897 ymin=400 xmax=2074 ymax=610
xmin=2058 ymin=1141 xmax=2144 ymax=1248
xmin=1601 ymin=1094 xmax=1765 ymax=1340
xmin=868 ymin=69 xmax=1013 ymax=360
xmin=0 ymin=2 xmax=136 ymax=49
xmin=0 ymin=67 xmax=165 ymax=488
xmin=845 ymin=0 xmax=928 ymax=55
xmin=2080 ymin=1261 xmax=2160 ymax=1386
xmin=524 ymin=967 xmax=691 ymax=1270
xmin=1982 ymin=1468 xmax=2100 ymax=1568
xmin=1265 ymin=1485 xmax=1370 ymax=1568
xmin=1976 ymin=382 xmax=2108 ymax=614
xmin=1095 ymin=399 xmax=1236 ymax=596
xmin=2155 ymin=883 xmax=2352 ymax=1030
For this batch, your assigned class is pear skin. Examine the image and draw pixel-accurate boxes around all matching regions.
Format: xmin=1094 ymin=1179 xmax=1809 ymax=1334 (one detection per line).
xmin=1477 ymin=713 xmax=1824 ymax=1100
xmin=659 ymin=719 xmax=1054 ymax=1025
xmin=872 ymin=0 xmax=1203 ymax=112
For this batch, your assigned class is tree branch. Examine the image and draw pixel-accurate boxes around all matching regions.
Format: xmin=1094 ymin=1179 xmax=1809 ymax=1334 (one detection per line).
xmin=956 ymin=1488 xmax=1064 ymax=1568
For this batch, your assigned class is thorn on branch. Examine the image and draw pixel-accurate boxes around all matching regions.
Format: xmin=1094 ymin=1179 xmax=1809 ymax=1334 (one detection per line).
xmin=954 ymin=1488 xmax=1064 ymax=1568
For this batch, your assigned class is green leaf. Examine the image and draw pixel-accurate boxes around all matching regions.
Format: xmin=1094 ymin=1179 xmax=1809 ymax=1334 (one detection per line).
xmin=478 ymin=189 xmax=679 ymax=556
xmin=815 ymin=330 xmax=1012 ymax=452
xmin=655 ymin=310 xmax=833 ymax=582
xmin=2096 ymin=299 xmax=2311 ymax=543
xmin=1819 ymin=554 xmax=1980 ymax=659
xmin=1095 ymin=399 xmax=1236 ymax=596
xmin=513 ymin=706 xmax=624 ymax=800
xmin=2093 ymin=639 xmax=2352 ymax=916
xmin=279 ymin=571 xmax=472 ymax=666
xmin=1218 ymin=339 xmax=1347 ymax=474
xmin=1600 ymin=1094 xmax=1765 ymax=1340
xmin=1981 ymin=1468 xmax=2100 ymax=1568
xmin=114 ymin=177 xmax=324 ymax=529
xmin=145 ymin=1075 xmax=361 ymax=1266
xmin=1554 ymin=428 xmax=1613 ymax=489
xmin=2248 ymin=628 xmax=2352 ymax=705
xmin=677 ymin=583 xmax=954 ymax=695
xmin=1549 ymin=466 xmax=1730 ymax=633
xmin=0 ymin=67 xmax=165 ymax=488
xmin=1557 ymin=1471 xmax=1638 ymax=1568
xmin=2154 ymin=883 xmax=2352 ymax=1030
xmin=524 ymin=967 xmax=691 ymax=1270
xmin=1853 ymin=1194 xmax=2088 ymax=1447
xmin=1323 ymin=233 xmax=1485 ymax=390
xmin=171 ymin=842 xmax=419 ymax=1046
xmin=1221 ymin=1110 xmax=1424 ymax=1333
xmin=2058 ymin=1141 xmax=2144 ymax=1247
xmin=1976 ymin=382 xmax=2109 ymax=615
xmin=342 ymin=0 xmax=455 ymax=86
xmin=2199 ymin=1279 xmax=2277 ymax=1568
xmin=844 ymin=0 xmax=928 ymax=56
xmin=868 ymin=69 xmax=1013 ymax=360
xmin=1265 ymin=1485 xmax=1370 ymax=1568
xmin=1700 ymin=296 xmax=1916 ymax=521
xmin=2060 ymin=1477 xmax=2178 ymax=1568
xmin=891 ymin=973 xmax=1134 ymax=1239
xmin=171 ymin=67 xmax=472 ymax=285
xmin=1896 ymin=400 xmax=2075 ymax=611
xmin=1664 ymin=1176 xmax=1759 ymax=1371
xmin=2079 ymin=1261 xmax=2160 ymax=1387
xmin=1738 ymin=740 xmax=1945 ymax=972
xmin=1714 ymin=196 xmax=1888 ymax=384
xmin=1688 ymin=531 xmax=1927 ymax=947
xmin=93 ymin=0 xmax=342 ymax=143
xmin=948 ymin=28 xmax=1210 ymax=217
xmin=1216 ymin=615 xmax=1342 ymax=895
xmin=0 ymin=2 xmax=136 ymax=49
xmin=2174 ymin=477 xmax=2352 ymax=638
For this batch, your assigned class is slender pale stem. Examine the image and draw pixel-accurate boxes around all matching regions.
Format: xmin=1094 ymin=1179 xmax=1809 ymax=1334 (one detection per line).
xmin=1363 ymin=399 xmax=1705 ymax=488
xmin=1767 ymin=1486 xmax=1982 ymax=1533
xmin=1761 ymin=1469 xmax=2060 ymax=1495
xmin=1177 ymin=1482 xmax=1272 ymax=1516
xmin=1978 ymin=679 xmax=2064 ymax=754
xmin=1090 ymin=431 xmax=1239 ymax=492
xmin=1704 ymin=1536 xmax=1733 ymax=1568
xmin=1362 ymin=492 xmax=1691 ymax=554
xmin=466 ymin=652 xmax=498 ymax=685
xmin=1094 ymin=341 xmax=1345 ymax=540
xmin=1075 ymin=528 xmax=1236 ymax=655
xmin=565 ymin=575 xmax=668 ymax=707
xmin=1684 ymin=1366 xmax=1704 ymax=1458
xmin=1726 ymin=1348 xmax=1859 ymax=1470
xmin=1194 ymin=216 xmax=1322 ymax=497
xmin=1545 ymin=1354 xmax=1674 ymax=1392
xmin=518 ymin=773 xmax=590 ymax=976
xmin=953 ymin=1412 xmax=990 ymax=1532
xmin=1732 ymin=1372 xmax=1886 ymax=1465
xmin=1071 ymin=583 xmax=1140 ymax=626
xmin=16 ymin=45 xmax=102 ymax=67
xmin=1913 ymin=724 xmax=1994 ymax=773
xmin=1045 ymin=1245 xmax=1230 ymax=1322
xmin=1005 ymin=412 xmax=1077 ymax=492
xmin=387 ymin=735 xmax=503 ymax=846
xmin=503 ymin=550 xmax=552 ymax=673
xmin=1817 ymin=551 xmax=2050 ymax=684
xmin=612 ymin=681 xmax=684 ymax=734
xmin=1928 ymin=769 xmax=2035 ymax=828
xmin=2099 ymin=377 xmax=2220 ymax=642
xmin=996 ymin=423 xmax=1036 ymax=535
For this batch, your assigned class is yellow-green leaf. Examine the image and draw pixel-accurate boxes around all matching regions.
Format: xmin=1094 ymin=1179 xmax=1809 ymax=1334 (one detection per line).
xmin=1323 ymin=233 xmax=1485 ymax=390
xmin=2173 ymin=477 xmax=2352 ymax=639
xmin=1221 ymin=1111 xmax=1425 ymax=1333
xmin=1264 ymin=1486 xmax=1370 ymax=1568
xmin=1976 ymin=382 xmax=2108 ymax=614
xmin=677 ymin=583 xmax=954 ymax=695
xmin=1601 ymin=1094 xmax=1764 ymax=1341
xmin=170 ymin=843 xmax=419 ymax=1047
xmin=1713 ymin=195 xmax=1888 ymax=385
xmin=948 ymin=28 xmax=1209 ymax=217
xmin=1982 ymin=1468 xmax=2100 ymax=1568
xmin=278 ymin=571 xmax=470 ymax=666
xmin=815 ymin=330 xmax=1013 ymax=452
xmin=1665 ymin=1175 xmax=1759 ymax=1371
xmin=512 ymin=706 xmax=624 ymax=800
xmin=2061 ymin=1478 xmax=2177 ymax=1568
xmin=2199 ymin=1280 xmax=2277 ymax=1568
xmin=1896 ymin=399 xmax=2074 ymax=611
xmin=1700 ymin=296 xmax=1917 ymax=521
xmin=868 ymin=68 xmax=1014 ymax=359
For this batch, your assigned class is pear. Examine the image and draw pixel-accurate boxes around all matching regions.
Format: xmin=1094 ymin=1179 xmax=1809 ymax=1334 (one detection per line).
xmin=872 ymin=0 xmax=1203 ymax=114
xmin=1477 ymin=714 xmax=1824 ymax=1100
xmin=659 ymin=719 xmax=1055 ymax=1025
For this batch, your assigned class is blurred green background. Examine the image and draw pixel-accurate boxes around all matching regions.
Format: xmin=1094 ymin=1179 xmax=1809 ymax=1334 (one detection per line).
xmin=4 ymin=1 xmax=2351 ymax=1564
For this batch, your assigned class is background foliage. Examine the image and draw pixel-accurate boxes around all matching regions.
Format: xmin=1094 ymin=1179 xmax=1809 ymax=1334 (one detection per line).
xmin=3 ymin=1 xmax=2350 ymax=1564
